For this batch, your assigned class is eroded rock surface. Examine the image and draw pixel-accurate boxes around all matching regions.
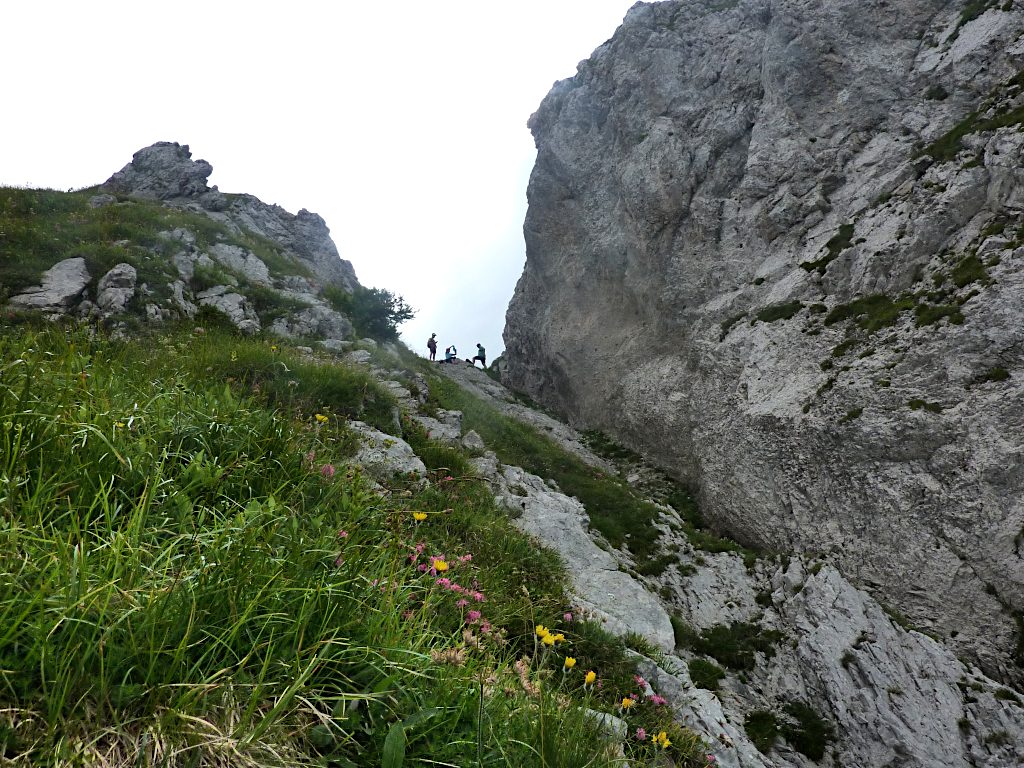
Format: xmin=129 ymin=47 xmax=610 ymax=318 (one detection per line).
xmin=9 ymin=257 xmax=90 ymax=312
xmin=504 ymin=0 xmax=1024 ymax=679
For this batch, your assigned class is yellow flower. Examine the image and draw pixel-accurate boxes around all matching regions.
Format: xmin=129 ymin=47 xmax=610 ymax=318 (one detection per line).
xmin=432 ymin=558 xmax=449 ymax=572
xmin=552 ymin=633 xmax=565 ymax=643
xmin=113 ymin=421 xmax=125 ymax=429
xmin=584 ymin=670 xmax=597 ymax=686
xmin=563 ymin=657 xmax=577 ymax=670
xmin=541 ymin=633 xmax=556 ymax=647
xmin=270 ymin=345 xmax=278 ymax=351
xmin=651 ymin=731 xmax=671 ymax=749
xmin=621 ymin=697 xmax=635 ymax=710
xmin=536 ymin=625 xmax=550 ymax=639
xmin=314 ymin=413 xmax=329 ymax=423
xmin=412 ymin=512 xmax=428 ymax=522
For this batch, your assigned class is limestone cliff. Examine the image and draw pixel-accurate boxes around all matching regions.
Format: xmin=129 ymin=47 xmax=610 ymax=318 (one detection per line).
xmin=504 ymin=0 xmax=1024 ymax=681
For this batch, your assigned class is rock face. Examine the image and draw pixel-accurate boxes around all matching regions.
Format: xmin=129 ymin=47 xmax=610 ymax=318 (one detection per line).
xmin=96 ymin=263 xmax=137 ymax=315
xmin=504 ymin=1 xmax=1024 ymax=680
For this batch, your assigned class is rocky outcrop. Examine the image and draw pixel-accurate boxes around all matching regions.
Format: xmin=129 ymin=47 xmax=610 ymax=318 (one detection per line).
xmin=9 ymin=257 xmax=90 ymax=312
xmin=504 ymin=0 xmax=1024 ymax=680
xmin=102 ymin=142 xmax=358 ymax=291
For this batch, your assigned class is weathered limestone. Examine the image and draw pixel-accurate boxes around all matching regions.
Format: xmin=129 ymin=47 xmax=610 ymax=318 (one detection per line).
xmin=9 ymin=257 xmax=90 ymax=312
xmin=503 ymin=0 xmax=1024 ymax=679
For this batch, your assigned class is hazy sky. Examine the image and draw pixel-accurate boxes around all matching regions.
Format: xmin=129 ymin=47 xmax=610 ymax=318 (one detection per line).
xmin=1 ymin=1 xmax=639 ymax=359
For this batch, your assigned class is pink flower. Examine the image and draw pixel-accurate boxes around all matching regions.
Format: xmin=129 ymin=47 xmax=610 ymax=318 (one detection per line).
xmin=634 ymin=675 xmax=648 ymax=688
xmin=456 ymin=599 xmax=469 ymax=608
xmin=564 ymin=612 xmax=573 ymax=622
xmin=417 ymin=564 xmax=428 ymax=572
xmin=649 ymin=694 xmax=668 ymax=706
xmin=480 ymin=621 xmax=491 ymax=633
xmin=334 ymin=556 xmax=344 ymax=568
xmin=472 ymin=591 xmax=485 ymax=602
xmin=707 ymin=756 xmax=717 ymax=764
xmin=320 ymin=464 xmax=335 ymax=479
xmin=459 ymin=554 xmax=473 ymax=563
xmin=436 ymin=577 xmax=451 ymax=588
xmin=338 ymin=530 xmax=348 ymax=539
xmin=635 ymin=728 xmax=647 ymax=741
xmin=467 ymin=610 xmax=482 ymax=623
xmin=414 ymin=542 xmax=426 ymax=554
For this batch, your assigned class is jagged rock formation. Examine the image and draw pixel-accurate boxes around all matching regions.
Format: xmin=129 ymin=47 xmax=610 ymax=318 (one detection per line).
xmin=102 ymin=142 xmax=358 ymax=291
xmin=7 ymin=142 xmax=360 ymax=343
xmin=504 ymin=0 xmax=1024 ymax=681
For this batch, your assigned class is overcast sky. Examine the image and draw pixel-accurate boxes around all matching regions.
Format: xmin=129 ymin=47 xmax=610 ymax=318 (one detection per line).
xmin=1 ymin=0 xmax=639 ymax=359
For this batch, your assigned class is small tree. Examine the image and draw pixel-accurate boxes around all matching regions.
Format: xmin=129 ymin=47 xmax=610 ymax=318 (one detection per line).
xmin=324 ymin=284 xmax=415 ymax=340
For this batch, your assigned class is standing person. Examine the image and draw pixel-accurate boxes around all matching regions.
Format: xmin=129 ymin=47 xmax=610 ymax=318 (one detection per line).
xmin=427 ymin=333 xmax=437 ymax=361
xmin=472 ymin=343 xmax=486 ymax=368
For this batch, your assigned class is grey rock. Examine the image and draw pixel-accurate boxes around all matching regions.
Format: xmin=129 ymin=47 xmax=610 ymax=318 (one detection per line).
xmin=584 ymin=709 xmax=628 ymax=740
xmin=207 ymin=243 xmax=271 ymax=286
xmin=88 ymin=193 xmax=115 ymax=208
xmin=96 ymin=263 xmax=137 ymax=315
xmin=103 ymin=142 xmax=213 ymax=200
xmin=345 ymin=350 xmax=373 ymax=366
xmin=196 ymin=288 xmax=260 ymax=334
xmin=269 ymin=303 xmax=352 ymax=341
xmin=348 ymin=421 xmax=427 ymax=486
xmin=503 ymin=0 xmax=1024 ymax=679
xmin=320 ymin=339 xmax=354 ymax=352
xmin=170 ymin=281 xmax=197 ymax=318
xmin=9 ymin=257 xmax=90 ymax=311
xmin=462 ymin=430 xmax=486 ymax=453
xmin=409 ymin=412 xmax=461 ymax=444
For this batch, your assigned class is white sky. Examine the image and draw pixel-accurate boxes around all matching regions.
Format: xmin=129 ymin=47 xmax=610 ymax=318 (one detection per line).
xmin=0 ymin=0 xmax=639 ymax=359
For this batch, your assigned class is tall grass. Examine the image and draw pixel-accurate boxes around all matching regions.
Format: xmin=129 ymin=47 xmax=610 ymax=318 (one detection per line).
xmin=0 ymin=324 xmax=710 ymax=767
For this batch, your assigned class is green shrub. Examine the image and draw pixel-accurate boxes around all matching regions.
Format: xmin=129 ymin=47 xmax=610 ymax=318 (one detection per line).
xmin=908 ymin=399 xmax=943 ymax=413
xmin=674 ymin=620 xmax=783 ymax=671
xmin=801 ymin=223 xmax=855 ymax=273
xmin=324 ymin=284 xmax=414 ymax=340
xmin=688 ymin=658 xmax=726 ymax=691
xmin=781 ymin=702 xmax=834 ymax=760
xmin=744 ymin=710 xmax=779 ymax=753
xmin=756 ymin=301 xmax=804 ymax=323
xmin=914 ymin=303 xmax=964 ymax=327
xmin=824 ymin=293 xmax=915 ymax=332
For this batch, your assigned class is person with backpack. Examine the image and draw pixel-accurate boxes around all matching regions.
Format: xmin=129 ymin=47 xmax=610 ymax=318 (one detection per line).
xmin=427 ymin=333 xmax=437 ymax=361
xmin=472 ymin=343 xmax=486 ymax=368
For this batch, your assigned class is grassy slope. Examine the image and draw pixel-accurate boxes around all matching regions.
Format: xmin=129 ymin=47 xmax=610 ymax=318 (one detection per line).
xmin=0 ymin=321 xmax=711 ymax=767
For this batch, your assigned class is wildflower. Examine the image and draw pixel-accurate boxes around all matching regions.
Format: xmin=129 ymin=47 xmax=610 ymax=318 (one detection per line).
xmin=321 ymin=464 xmax=335 ymax=479
xmin=563 ymin=657 xmax=577 ymax=671
xmin=552 ymin=633 xmax=565 ymax=643
xmin=634 ymin=675 xmax=648 ymax=688
xmin=707 ymin=756 xmax=717 ymax=765
xmin=472 ymin=591 xmax=486 ymax=602
xmin=649 ymin=694 xmax=668 ymax=706
xmin=480 ymin=620 xmax=492 ymax=633
xmin=620 ymin=697 xmax=636 ymax=711
xmin=635 ymin=727 xmax=647 ymax=741
xmin=338 ymin=530 xmax=349 ymax=539
xmin=584 ymin=670 xmax=597 ymax=688
xmin=431 ymin=647 xmax=467 ymax=666
xmin=270 ymin=344 xmax=278 ymax=351
xmin=314 ymin=413 xmax=329 ymax=423
xmin=412 ymin=511 xmax=428 ymax=522
xmin=436 ymin=577 xmax=451 ymax=588
xmin=467 ymin=610 xmax=482 ymax=623
xmin=456 ymin=598 xmax=469 ymax=608
xmin=515 ymin=657 xmax=540 ymax=698
xmin=458 ymin=554 xmax=473 ymax=563
xmin=651 ymin=729 xmax=675 ymax=749
xmin=417 ymin=564 xmax=428 ymax=572
xmin=536 ymin=625 xmax=550 ymax=639
xmin=432 ymin=558 xmax=449 ymax=573
xmin=541 ymin=633 xmax=556 ymax=647
xmin=564 ymin=612 xmax=573 ymax=623
xmin=113 ymin=421 xmax=125 ymax=429
xmin=305 ymin=450 xmax=316 ymax=464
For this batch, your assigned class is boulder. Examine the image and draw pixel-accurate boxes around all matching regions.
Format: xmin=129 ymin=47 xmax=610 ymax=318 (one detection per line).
xmin=103 ymin=142 xmax=213 ymax=200
xmin=9 ymin=257 xmax=90 ymax=311
xmin=96 ymin=263 xmax=137 ymax=315
xmin=348 ymin=421 xmax=427 ymax=486
xmin=196 ymin=286 xmax=260 ymax=334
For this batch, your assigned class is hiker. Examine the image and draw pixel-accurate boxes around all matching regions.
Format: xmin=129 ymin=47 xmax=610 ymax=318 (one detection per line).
xmin=427 ymin=333 xmax=437 ymax=361
xmin=444 ymin=345 xmax=457 ymax=363
xmin=472 ymin=343 xmax=486 ymax=368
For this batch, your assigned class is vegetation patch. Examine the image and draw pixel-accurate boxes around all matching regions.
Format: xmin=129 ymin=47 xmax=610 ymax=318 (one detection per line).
xmin=801 ymin=223 xmax=855 ymax=274
xmin=914 ymin=303 xmax=964 ymax=327
xmin=688 ymin=658 xmax=727 ymax=691
xmin=782 ymin=702 xmax=835 ymax=760
xmin=323 ymin=284 xmax=414 ymax=340
xmin=908 ymin=398 xmax=944 ymax=413
xmin=824 ymin=293 xmax=915 ymax=332
xmin=975 ymin=366 xmax=1011 ymax=384
xmin=951 ymin=254 xmax=989 ymax=287
xmin=744 ymin=710 xmax=779 ymax=753
xmin=673 ymin=621 xmax=784 ymax=671
xmin=756 ymin=301 xmax=804 ymax=324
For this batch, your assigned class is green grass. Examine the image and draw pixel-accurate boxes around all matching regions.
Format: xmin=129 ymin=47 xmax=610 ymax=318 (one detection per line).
xmin=744 ymin=710 xmax=778 ymax=753
xmin=914 ymin=303 xmax=964 ymax=327
xmin=0 ymin=323 xmax=711 ymax=766
xmin=781 ymin=702 xmax=834 ymax=760
xmin=975 ymin=366 xmax=1011 ymax=384
xmin=922 ymin=67 xmax=1024 ymax=160
xmin=950 ymin=254 xmax=988 ymax=287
